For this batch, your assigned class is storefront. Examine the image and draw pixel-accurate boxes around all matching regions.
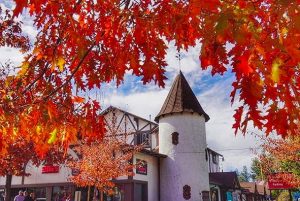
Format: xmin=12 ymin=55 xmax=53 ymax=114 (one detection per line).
xmin=89 ymin=180 xmax=148 ymax=201
xmin=209 ymin=172 xmax=242 ymax=201
xmin=1 ymin=182 xmax=75 ymax=201
xmin=0 ymin=149 xmax=164 ymax=201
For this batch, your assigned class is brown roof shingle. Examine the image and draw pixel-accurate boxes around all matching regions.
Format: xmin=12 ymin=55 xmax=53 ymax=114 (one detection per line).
xmin=240 ymin=182 xmax=269 ymax=195
xmin=155 ymin=71 xmax=209 ymax=122
xmin=209 ymin=172 xmax=241 ymax=189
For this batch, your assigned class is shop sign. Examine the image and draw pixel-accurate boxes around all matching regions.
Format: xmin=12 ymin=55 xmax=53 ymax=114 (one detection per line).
xmin=71 ymin=168 xmax=80 ymax=176
xmin=268 ymin=180 xmax=293 ymax=189
xmin=268 ymin=174 xmax=294 ymax=189
xmin=42 ymin=165 xmax=59 ymax=174
xmin=136 ymin=159 xmax=147 ymax=175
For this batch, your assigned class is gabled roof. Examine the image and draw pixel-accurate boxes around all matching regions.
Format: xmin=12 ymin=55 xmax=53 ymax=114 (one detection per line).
xmin=207 ymin=148 xmax=223 ymax=157
xmin=155 ymin=71 xmax=209 ymax=122
xmin=209 ymin=172 xmax=241 ymax=189
xmin=240 ymin=182 xmax=269 ymax=195
xmin=101 ymin=105 xmax=157 ymax=126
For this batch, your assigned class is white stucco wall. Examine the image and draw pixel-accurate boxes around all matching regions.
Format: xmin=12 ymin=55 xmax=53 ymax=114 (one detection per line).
xmin=133 ymin=153 xmax=159 ymax=201
xmin=159 ymin=113 xmax=210 ymax=201
xmin=24 ymin=164 xmax=71 ymax=184
xmin=0 ymin=148 xmax=78 ymax=186
xmin=0 ymin=164 xmax=70 ymax=186
xmin=208 ymin=153 xmax=221 ymax=173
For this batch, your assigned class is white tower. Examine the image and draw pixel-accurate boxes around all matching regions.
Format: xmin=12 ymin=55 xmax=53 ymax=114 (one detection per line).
xmin=155 ymin=71 xmax=211 ymax=201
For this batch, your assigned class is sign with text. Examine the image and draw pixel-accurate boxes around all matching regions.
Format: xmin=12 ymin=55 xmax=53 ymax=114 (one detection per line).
xmin=268 ymin=174 xmax=294 ymax=189
xmin=42 ymin=165 xmax=59 ymax=174
xmin=136 ymin=159 xmax=147 ymax=175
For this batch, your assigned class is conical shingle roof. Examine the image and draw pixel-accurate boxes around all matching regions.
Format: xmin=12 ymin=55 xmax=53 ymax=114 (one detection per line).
xmin=155 ymin=71 xmax=209 ymax=122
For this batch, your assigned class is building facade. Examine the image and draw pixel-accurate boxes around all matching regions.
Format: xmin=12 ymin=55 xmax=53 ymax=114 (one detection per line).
xmin=0 ymin=72 xmax=223 ymax=201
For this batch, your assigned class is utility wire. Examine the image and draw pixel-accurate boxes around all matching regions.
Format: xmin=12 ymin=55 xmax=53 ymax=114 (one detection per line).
xmin=215 ymin=147 xmax=261 ymax=152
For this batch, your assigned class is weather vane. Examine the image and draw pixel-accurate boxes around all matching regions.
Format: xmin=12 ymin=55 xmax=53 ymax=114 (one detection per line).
xmin=176 ymin=50 xmax=182 ymax=72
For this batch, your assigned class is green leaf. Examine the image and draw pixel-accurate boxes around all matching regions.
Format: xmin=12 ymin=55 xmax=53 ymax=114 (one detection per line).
xmin=215 ymin=14 xmax=228 ymax=34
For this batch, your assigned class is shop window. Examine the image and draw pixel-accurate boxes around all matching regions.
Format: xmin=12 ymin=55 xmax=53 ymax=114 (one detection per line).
xmin=52 ymin=186 xmax=73 ymax=201
xmin=172 ymin=132 xmax=179 ymax=145
xmin=103 ymin=186 xmax=124 ymax=201
xmin=183 ymin=185 xmax=191 ymax=200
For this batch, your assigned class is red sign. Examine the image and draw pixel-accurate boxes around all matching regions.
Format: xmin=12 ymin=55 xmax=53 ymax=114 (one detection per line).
xmin=42 ymin=165 xmax=59 ymax=174
xmin=136 ymin=159 xmax=147 ymax=175
xmin=268 ymin=174 xmax=294 ymax=190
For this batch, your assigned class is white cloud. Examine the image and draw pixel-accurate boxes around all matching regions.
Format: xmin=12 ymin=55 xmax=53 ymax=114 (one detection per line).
xmin=0 ymin=2 xmax=37 ymax=66
xmin=0 ymin=47 xmax=23 ymax=66
xmin=165 ymin=41 xmax=203 ymax=74
xmin=196 ymin=75 xmax=261 ymax=171
xmin=102 ymin=88 xmax=170 ymax=120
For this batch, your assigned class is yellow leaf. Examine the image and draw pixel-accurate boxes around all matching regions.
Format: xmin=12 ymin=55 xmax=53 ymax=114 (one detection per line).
xmin=281 ymin=27 xmax=288 ymax=35
xmin=36 ymin=125 xmax=42 ymax=135
xmin=48 ymin=128 xmax=58 ymax=144
xmin=18 ymin=61 xmax=30 ymax=76
xmin=57 ymin=57 xmax=65 ymax=72
xmin=279 ymin=27 xmax=288 ymax=44
xmin=2 ymin=127 xmax=7 ymax=136
xmin=271 ymin=58 xmax=282 ymax=83
xmin=13 ymin=127 xmax=18 ymax=137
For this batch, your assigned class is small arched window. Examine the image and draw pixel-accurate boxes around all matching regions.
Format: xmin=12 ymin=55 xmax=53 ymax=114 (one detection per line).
xmin=183 ymin=185 xmax=191 ymax=200
xmin=172 ymin=132 xmax=179 ymax=145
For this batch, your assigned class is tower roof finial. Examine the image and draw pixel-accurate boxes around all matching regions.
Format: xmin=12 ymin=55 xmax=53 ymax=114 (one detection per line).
xmin=176 ymin=50 xmax=182 ymax=73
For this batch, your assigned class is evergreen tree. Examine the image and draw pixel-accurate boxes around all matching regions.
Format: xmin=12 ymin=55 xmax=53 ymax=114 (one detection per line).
xmin=238 ymin=166 xmax=251 ymax=182
xmin=251 ymin=158 xmax=265 ymax=181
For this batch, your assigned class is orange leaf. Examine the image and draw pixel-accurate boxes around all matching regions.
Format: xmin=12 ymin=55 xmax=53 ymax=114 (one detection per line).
xmin=72 ymin=96 xmax=85 ymax=103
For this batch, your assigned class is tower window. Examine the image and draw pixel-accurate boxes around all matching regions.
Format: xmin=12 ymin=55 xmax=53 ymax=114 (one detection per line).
xmin=172 ymin=132 xmax=179 ymax=145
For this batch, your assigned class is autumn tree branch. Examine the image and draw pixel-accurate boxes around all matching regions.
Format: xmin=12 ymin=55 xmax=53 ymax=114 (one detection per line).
xmin=42 ymin=43 xmax=95 ymax=101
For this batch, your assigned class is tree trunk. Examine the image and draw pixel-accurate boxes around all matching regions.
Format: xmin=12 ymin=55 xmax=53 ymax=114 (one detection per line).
xmin=21 ymin=164 xmax=26 ymax=185
xmin=87 ymin=186 xmax=90 ymax=201
xmin=100 ymin=190 xmax=103 ymax=201
xmin=5 ymin=174 xmax=12 ymax=201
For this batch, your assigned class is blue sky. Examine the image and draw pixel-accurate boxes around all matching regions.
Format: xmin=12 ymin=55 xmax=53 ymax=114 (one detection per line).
xmin=0 ymin=1 xmax=262 ymax=172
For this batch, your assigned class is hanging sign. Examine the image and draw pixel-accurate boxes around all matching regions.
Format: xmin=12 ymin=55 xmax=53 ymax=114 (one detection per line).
xmin=268 ymin=174 xmax=294 ymax=189
xmin=136 ymin=159 xmax=147 ymax=175
xmin=71 ymin=168 xmax=80 ymax=176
